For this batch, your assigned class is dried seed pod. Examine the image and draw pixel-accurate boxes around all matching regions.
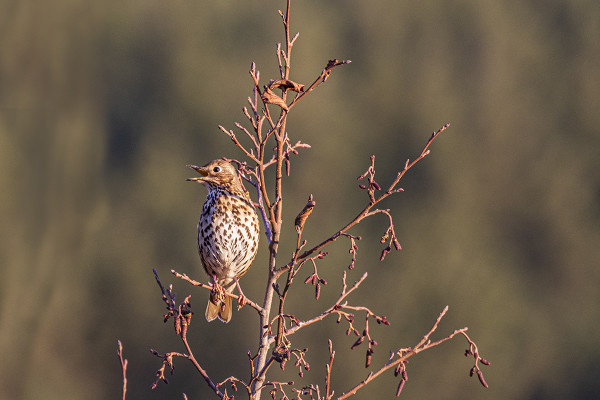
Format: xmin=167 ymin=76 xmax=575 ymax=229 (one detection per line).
xmin=396 ymin=379 xmax=405 ymax=397
xmin=294 ymin=195 xmax=316 ymax=234
xmin=477 ymin=369 xmax=489 ymax=388
xmin=351 ymin=336 xmax=365 ymax=349
xmin=380 ymin=246 xmax=391 ymax=261
xmin=285 ymin=156 xmax=290 ymax=176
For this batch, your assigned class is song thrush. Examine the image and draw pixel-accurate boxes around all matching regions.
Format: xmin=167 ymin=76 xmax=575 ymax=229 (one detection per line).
xmin=187 ymin=160 xmax=260 ymax=323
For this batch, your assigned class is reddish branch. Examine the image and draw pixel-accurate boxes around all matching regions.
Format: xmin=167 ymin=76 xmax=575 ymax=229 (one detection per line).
xmin=291 ymin=123 xmax=450 ymax=266
xmin=337 ymin=306 xmax=489 ymax=399
xmin=117 ymin=340 xmax=128 ymax=400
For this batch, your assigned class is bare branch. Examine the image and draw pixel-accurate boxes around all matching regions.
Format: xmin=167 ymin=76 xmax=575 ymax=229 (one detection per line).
xmin=325 ymin=339 xmax=335 ymax=400
xmin=293 ymin=124 xmax=449 ymax=264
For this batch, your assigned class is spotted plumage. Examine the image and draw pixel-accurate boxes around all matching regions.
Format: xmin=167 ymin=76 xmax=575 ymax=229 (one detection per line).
xmin=187 ymin=160 xmax=260 ymax=323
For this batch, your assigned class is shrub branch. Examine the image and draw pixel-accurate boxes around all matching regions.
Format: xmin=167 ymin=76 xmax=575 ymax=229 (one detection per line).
xmin=137 ymin=1 xmax=489 ymax=399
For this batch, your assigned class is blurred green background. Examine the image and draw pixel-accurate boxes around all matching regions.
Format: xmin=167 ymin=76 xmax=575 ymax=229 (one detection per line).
xmin=2 ymin=0 xmax=599 ymax=399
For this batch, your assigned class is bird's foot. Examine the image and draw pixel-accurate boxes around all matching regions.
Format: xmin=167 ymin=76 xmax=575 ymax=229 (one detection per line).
xmin=209 ymin=276 xmax=226 ymax=304
xmin=234 ymin=278 xmax=247 ymax=310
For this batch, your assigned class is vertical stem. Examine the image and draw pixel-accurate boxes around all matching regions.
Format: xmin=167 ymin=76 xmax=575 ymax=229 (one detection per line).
xmin=283 ymin=0 xmax=292 ymax=79
xmin=252 ymin=1 xmax=299 ymax=397
xmin=252 ymin=2 xmax=292 ymax=398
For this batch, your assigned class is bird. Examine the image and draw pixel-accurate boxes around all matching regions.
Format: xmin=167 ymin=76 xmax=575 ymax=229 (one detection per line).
xmin=187 ymin=160 xmax=260 ymax=323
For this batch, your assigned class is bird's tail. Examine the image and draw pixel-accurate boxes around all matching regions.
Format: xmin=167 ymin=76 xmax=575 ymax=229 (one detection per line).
xmin=206 ymin=281 xmax=234 ymax=323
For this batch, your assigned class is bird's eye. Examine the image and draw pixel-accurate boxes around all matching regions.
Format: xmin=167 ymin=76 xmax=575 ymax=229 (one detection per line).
xmin=213 ymin=166 xmax=221 ymax=173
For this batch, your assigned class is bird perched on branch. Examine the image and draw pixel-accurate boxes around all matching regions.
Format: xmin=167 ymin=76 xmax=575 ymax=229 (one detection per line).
xmin=187 ymin=160 xmax=260 ymax=323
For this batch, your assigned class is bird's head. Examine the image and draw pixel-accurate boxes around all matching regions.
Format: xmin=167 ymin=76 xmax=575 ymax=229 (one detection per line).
xmin=186 ymin=160 xmax=241 ymax=192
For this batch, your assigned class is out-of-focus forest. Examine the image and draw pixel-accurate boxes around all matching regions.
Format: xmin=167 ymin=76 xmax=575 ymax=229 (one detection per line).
xmin=1 ymin=0 xmax=599 ymax=399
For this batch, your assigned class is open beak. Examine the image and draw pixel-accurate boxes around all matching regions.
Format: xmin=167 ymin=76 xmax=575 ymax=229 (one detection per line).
xmin=186 ymin=164 xmax=209 ymax=181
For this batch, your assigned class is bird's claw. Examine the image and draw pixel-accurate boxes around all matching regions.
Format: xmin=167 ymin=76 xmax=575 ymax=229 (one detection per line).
xmin=237 ymin=294 xmax=248 ymax=310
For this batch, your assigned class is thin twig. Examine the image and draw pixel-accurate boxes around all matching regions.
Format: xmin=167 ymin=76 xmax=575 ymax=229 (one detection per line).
xmin=292 ymin=124 xmax=449 ymax=264
xmin=326 ymin=339 xmax=335 ymax=400
xmin=117 ymin=340 xmax=128 ymax=400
